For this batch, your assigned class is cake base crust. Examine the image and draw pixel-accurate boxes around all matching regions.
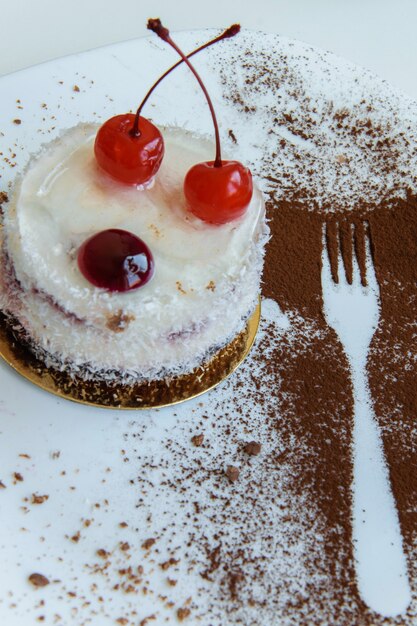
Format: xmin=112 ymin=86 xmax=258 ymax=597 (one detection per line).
xmin=0 ymin=301 xmax=261 ymax=409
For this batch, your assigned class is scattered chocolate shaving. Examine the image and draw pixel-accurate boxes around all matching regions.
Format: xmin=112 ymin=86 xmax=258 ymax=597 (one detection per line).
xmin=73 ymin=85 xmax=80 ymax=92
xmin=176 ymin=281 xmax=187 ymax=295
xmin=225 ymin=465 xmax=239 ymax=483
xmin=28 ymin=573 xmax=49 ymax=588
xmin=96 ymin=549 xmax=110 ymax=559
xmin=160 ymin=558 xmax=179 ymax=570
xmin=12 ymin=119 xmax=21 ymax=125
xmin=243 ymin=441 xmax=261 ymax=456
xmin=228 ymin=129 xmax=237 ymax=144
xmin=177 ymin=607 xmax=191 ymax=621
xmin=191 ymin=434 xmax=204 ymax=447
xmin=31 ymin=494 xmax=49 ymax=504
xmin=106 ymin=310 xmax=135 ymax=333
xmin=141 ymin=538 xmax=156 ymax=550
xmin=13 ymin=472 xmax=23 ymax=482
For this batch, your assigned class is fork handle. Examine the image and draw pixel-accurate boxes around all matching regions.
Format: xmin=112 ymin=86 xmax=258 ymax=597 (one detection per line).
xmin=350 ymin=361 xmax=411 ymax=616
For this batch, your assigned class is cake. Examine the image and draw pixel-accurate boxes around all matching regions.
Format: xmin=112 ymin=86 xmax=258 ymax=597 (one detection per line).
xmin=0 ymin=123 xmax=267 ymax=400
xmin=0 ymin=22 xmax=269 ymax=406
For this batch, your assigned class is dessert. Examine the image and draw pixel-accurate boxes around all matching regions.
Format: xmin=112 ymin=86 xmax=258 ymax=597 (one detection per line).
xmin=0 ymin=22 xmax=268 ymax=405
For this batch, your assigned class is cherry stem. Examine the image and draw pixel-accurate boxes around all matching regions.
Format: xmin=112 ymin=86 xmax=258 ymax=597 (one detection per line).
xmin=148 ymin=18 xmax=230 ymax=167
xmin=131 ymin=24 xmax=239 ymax=139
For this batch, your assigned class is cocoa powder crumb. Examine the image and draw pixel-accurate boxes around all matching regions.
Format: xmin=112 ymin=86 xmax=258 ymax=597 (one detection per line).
xmin=141 ymin=538 xmax=156 ymax=550
xmin=13 ymin=472 xmax=23 ymax=482
xmin=336 ymin=154 xmax=348 ymax=164
xmin=119 ymin=521 xmax=128 ymax=528
xmin=28 ymin=573 xmax=49 ymax=588
xmin=106 ymin=310 xmax=135 ymax=333
xmin=119 ymin=541 xmax=130 ymax=551
xmin=0 ymin=191 xmax=8 ymax=204
xmin=160 ymin=558 xmax=179 ymax=570
xmin=176 ymin=281 xmax=187 ymax=295
xmin=225 ymin=465 xmax=239 ymax=483
xmin=0 ymin=481 xmax=6 ymax=489
xmin=228 ymin=129 xmax=237 ymax=144
xmin=177 ymin=607 xmax=191 ymax=621
xmin=73 ymin=85 xmax=80 ymax=92
xmin=243 ymin=441 xmax=262 ymax=456
xmin=191 ymin=434 xmax=204 ymax=447
xmin=31 ymin=494 xmax=49 ymax=504
xmin=96 ymin=549 xmax=109 ymax=558
xmin=13 ymin=119 xmax=21 ymax=125
xmin=167 ymin=578 xmax=177 ymax=586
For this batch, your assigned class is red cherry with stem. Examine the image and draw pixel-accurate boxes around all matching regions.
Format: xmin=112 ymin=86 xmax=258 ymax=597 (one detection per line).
xmin=78 ymin=229 xmax=154 ymax=292
xmin=94 ymin=115 xmax=164 ymax=186
xmin=94 ymin=24 xmax=240 ymax=187
xmin=148 ymin=19 xmax=253 ymax=224
xmin=184 ymin=161 xmax=252 ymax=224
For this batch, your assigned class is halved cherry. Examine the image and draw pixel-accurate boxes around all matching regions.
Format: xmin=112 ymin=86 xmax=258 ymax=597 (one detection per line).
xmin=78 ymin=229 xmax=154 ymax=292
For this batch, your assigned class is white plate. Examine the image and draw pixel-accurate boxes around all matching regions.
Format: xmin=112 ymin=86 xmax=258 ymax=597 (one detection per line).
xmin=0 ymin=30 xmax=413 ymax=625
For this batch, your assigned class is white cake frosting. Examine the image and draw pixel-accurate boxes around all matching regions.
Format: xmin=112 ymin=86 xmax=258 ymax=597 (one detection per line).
xmin=0 ymin=123 xmax=267 ymax=382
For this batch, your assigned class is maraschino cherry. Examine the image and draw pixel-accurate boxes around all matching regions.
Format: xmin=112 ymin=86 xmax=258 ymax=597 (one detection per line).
xmin=148 ymin=19 xmax=253 ymax=225
xmin=94 ymin=24 xmax=240 ymax=187
xmin=78 ymin=229 xmax=154 ymax=292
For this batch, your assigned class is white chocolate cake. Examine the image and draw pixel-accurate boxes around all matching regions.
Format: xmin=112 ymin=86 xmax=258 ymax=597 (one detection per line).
xmin=0 ymin=123 xmax=267 ymax=384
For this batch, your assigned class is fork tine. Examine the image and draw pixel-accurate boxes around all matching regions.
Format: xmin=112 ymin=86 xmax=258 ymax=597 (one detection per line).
xmin=325 ymin=220 xmax=339 ymax=284
xmin=339 ymin=221 xmax=353 ymax=285
xmin=353 ymin=221 xmax=367 ymax=287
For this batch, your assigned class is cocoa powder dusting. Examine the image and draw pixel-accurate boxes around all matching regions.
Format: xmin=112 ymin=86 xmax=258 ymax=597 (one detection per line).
xmin=210 ymin=34 xmax=417 ymax=624
xmin=367 ymin=199 xmax=417 ymax=558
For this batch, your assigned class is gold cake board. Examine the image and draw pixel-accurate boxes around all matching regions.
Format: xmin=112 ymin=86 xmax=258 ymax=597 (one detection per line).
xmin=0 ymin=301 xmax=261 ymax=410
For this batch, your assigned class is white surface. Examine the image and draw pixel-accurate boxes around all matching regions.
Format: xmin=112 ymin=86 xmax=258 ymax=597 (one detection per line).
xmin=0 ymin=25 xmax=416 ymax=626
xmin=2 ymin=0 xmax=417 ymax=99
xmin=322 ymin=234 xmax=411 ymax=616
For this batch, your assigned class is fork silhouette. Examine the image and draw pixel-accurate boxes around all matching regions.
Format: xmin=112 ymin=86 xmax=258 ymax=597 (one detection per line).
xmin=322 ymin=221 xmax=411 ymax=616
